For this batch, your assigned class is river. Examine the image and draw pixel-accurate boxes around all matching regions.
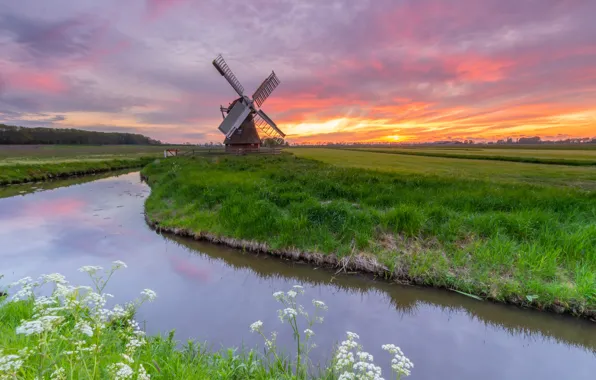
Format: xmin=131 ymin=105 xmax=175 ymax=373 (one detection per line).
xmin=0 ymin=171 xmax=594 ymax=379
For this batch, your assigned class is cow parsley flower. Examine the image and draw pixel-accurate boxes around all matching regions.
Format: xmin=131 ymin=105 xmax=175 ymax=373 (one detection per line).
xmin=287 ymin=290 xmax=297 ymax=299
xmin=109 ymin=363 xmax=134 ymax=380
xmin=250 ymin=320 xmax=263 ymax=333
xmin=304 ymin=329 xmax=315 ymax=338
xmin=78 ymin=266 xmax=103 ymax=275
xmin=50 ymin=367 xmax=66 ymax=380
xmin=75 ymin=322 xmax=93 ymax=337
xmin=112 ymin=260 xmax=128 ymax=270
xmin=41 ymin=273 xmax=68 ymax=285
xmin=141 ymin=289 xmax=157 ymax=302
xmin=382 ymin=344 xmax=413 ymax=377
xmin=312 ymin=300 xmax=328 ymax=310
xmin=278 ymin=307 xmax=297 ymax=322
xmin=272 ymin=291 xmax=284 ymax=301
xmin=138 ymin=364 xmax=150 ymax=380
xmin=0 ymin=352 xmax=23 ymax=373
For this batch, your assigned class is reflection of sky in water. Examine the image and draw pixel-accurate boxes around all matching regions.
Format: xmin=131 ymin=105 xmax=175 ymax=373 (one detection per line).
xmin=0 ymin=172 xmax=594 ymax=380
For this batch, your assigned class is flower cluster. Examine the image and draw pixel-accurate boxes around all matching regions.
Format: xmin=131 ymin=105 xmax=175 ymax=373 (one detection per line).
xmin=382 ymin=344 xmax=414 ymax=377
xmin=1 ymin=260 xmax=157 ymax=379
xmin=335 ymin=332 xmax=413 ymax=380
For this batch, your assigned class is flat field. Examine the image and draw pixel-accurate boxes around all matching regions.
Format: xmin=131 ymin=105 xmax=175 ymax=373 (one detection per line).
xmin=143 ymin=153 xmax=596 ymax=316
xmin=345 ymin=145 xmax=596 ymax=166
xmin=290 ymin=148 xmax=596 ymax=190
xmin=0 ymin=144 xmax=177 ymax=185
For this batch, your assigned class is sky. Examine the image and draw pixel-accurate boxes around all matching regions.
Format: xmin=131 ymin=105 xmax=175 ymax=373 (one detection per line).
xmin=0 ymin=0 xmax=595 ymax=144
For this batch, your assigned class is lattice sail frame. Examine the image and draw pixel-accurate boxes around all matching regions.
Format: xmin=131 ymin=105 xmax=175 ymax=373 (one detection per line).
xmin=212 ymin=54 xmax=285 ymax=141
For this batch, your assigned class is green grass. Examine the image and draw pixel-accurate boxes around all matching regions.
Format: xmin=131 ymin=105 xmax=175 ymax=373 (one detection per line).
xmin=290 ymin=148 xmax=596 ymax=190
xmin=0 ymin=296 xmax=334 ymax=379
xmin=344 ymin=147 xmax=596 ymax=166
xmin=0 ymin=157 xmax=156 ymax=185
xmin=142 ymin=154 xmax=596 ymax=317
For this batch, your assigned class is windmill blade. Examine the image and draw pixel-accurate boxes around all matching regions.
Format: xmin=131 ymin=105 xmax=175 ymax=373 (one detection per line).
xmin=252 ymin=71 xmax=280 ymax=107
xmin=212 ymin=55 xmax=245 ymax=97
xmin=254 ymin=109 xmax=285 ymax=138
xmin=217 ymin=100 xmax=251 ymax=138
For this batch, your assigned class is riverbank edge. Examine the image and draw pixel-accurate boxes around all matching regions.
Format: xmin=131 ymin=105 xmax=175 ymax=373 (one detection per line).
xmin=144 ymin=215 xmax=595 ymax=321
xmin=0 ymin=157 xmax=155 ymax=186
xmin=140 ymin=170 xmax=594 ymax=321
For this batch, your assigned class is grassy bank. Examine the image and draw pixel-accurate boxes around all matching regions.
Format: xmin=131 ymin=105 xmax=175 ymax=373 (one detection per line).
xmin=0 ymin=264 xmax=413 ymax=379
xmin=344 ymin=147 xmax=596 ymax=166
xmin=142 ymin=154 xmax=596 ymax=318
xmin=0 ymin=157 xmax=155 ymax=185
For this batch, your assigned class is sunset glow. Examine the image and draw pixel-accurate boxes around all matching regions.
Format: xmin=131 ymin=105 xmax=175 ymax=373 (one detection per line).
xmin=1 ymin=0 xmax=595 ymax=143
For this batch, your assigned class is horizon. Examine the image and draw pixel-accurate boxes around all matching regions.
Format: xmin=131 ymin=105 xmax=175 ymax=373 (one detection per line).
xmin=1 ymin=1 xmax=595 ymax=144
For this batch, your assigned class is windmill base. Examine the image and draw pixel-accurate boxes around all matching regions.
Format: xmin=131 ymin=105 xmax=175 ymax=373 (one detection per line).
xmin=225 ymin=143 xmax=260 ymax=154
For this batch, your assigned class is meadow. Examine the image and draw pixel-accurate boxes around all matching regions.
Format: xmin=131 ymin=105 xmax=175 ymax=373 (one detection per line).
xmin=0 ymin=263 xmax=412 ymax=379
xmin=0 ymin=145 xmax=180 ymax=185
xmin=344 ymin=145 xmax=596 ymax=166
xmin=290 ymin=148 xmax=596 ymax=190
xmin=142 ymin=151 xmax=596 ymax=317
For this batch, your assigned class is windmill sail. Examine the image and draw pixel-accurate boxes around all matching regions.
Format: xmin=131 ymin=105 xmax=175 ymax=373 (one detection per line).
xmin=254 ymin=109 xmax=285 ymax=138
xmin=252 ymin=72 xmax=280 ymax=107
xmin=212 ymin=55 xmax=245 ymax=96
xmin=217 ymin=100 xmax=251 ymax=137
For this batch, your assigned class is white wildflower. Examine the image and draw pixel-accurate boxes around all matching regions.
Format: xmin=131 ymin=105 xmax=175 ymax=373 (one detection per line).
xmin=0 ymin=352 xmax=23 ymax=373
xmin=382 ymin=344 xmax=413 ymax=377
xmin=75 ymin=322 xmax=93 ymax=337
xmin=16 ymin=315 xmax=62 ymax=335
xmin=141 ymin=289 xmax=157 ymax=302
xmin=304 ymin=329 xmax=315 ymax=338
xmin=112 ymin=260 xmax=128 ymax=269
xmin=278 ymin=307 xmax=297 ymax=322
xmin=312 ymin=299 xmax=328 ymax=310
xmin=78 ymin=265 xmax=103 ymax=275
xmin=138 ymin=364 xmax=150 ymax=380
xmin=292 ymin=285 xmax=304 ymax=290
xmin=272 ymin=291 xmax=284 ymax=301
xmin=287 ymin=290 xmax=297 ymax=299
xmin=250 ymin=320 xmax=263 ymax=333
xmin=346 ymin=331 xmax=360 ymax=340
xmin=122 ymin=354 xmax=134 ymax=364
xmin=41 ymin=273 xmax=68 ymax=285
xmin=50 ymin=367 xmax=66 ymax=380
xmin=109 ymin=363 xmax=134 ymax=380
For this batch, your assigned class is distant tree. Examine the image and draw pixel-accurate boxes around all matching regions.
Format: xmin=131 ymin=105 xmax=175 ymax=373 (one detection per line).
xmin=0 ymin=124 xmax=162 ymax=145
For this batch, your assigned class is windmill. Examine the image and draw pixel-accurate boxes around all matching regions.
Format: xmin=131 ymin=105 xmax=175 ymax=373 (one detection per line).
xmin=212 ymin=54 xmax=286 ymax=153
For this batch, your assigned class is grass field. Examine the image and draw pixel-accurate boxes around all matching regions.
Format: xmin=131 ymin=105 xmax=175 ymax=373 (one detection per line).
xmin=344 ymin=146 xmax=596 ymax=166
xmin=143 ymin=153 xmax=596 ymax=317
xmin=0 ymin=145 xmax=177 ymax=185
xmin=290 ymin=148 xmax=596 ymax=190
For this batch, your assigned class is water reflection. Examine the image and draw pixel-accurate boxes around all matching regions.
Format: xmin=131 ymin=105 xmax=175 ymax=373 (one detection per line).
xmin=0 ymin=172 xmax=594 ymax=380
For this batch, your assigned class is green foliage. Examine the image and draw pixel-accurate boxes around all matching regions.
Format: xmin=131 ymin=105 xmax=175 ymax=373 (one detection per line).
xmin=143 ymin=154 xmax=596 ymax=315
xmin=0 ymin=124 xmax=161 ymax=145
xmin=347 ymin=147 xmax=596 ymax=166
xmin=0 ymin=157 xmax=155 ymax=185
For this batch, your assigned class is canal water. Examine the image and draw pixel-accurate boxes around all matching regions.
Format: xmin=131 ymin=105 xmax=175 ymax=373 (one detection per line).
xmin=0 ymin=171 xmax=594 ymax=379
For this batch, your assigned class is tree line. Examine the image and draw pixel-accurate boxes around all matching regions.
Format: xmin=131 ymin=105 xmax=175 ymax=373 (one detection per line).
xmin=0 ymin=125 xmax=162 ymax=145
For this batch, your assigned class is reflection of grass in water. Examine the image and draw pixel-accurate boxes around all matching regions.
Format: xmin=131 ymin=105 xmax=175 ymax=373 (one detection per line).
xmin=143 ymin=154 xmax=596 ymax=318
xmin=164 ymin=229 xmax=596 ymax=355
xmin=0 ymin=169 xmax=139 ymax=199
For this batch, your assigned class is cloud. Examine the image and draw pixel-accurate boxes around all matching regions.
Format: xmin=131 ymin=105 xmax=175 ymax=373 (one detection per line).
xmin=0 ymin=0 xmax=594 ymax=143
